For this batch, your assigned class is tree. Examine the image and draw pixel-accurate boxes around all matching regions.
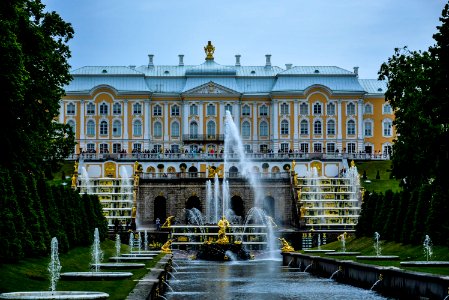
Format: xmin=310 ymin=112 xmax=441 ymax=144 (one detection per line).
xmin=0 ymin=0 xmax=75 ymax=171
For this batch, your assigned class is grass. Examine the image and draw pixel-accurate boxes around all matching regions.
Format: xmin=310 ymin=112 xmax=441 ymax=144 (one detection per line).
xmin=0 ymin=239 xmax=164 ymax=300
xmin=302 ymin=236 xmax=449 ymax=275
xmin=49 ymin=161 xmax=75 ymax=186
xmin=355 ymin=161 xmax=401 ymax=193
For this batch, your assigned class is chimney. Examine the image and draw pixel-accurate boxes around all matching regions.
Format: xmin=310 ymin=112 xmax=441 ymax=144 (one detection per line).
xmin=178 ymin=54 xmax=184 ymax=66
xmin=285 ymin=64 xmax=292 ymax=70
xmin=265 ymin=54 xmax=272 ymax=67
xmin=353 ymin=66 xmax=359 ymax=76
xmin=235 ymin=54 xmax=241 ymax=66
xmin=148 ymin=54 xmax=154 ymax=67
xmin=129 ymin=65 xmax=136 ymax=69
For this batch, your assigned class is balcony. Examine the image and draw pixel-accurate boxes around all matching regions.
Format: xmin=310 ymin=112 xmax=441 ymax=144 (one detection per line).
xmin=182 ymin=134 xmax=225 ymax=142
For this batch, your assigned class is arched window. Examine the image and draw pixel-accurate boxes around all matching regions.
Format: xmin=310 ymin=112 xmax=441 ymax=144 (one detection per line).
xmin=259 ymin=105 xmax=268 ymax=116
xmin=225 ymin=104 xmax=233 ymax=115
xmin=100 ymin=120 xmax=108 ymax=135
xmin=99 ymin=103 xmax=108 ymax=115
xmin=154 ymin=121 xmax=162 ymax=138
xmin=207 ymin=104 xmax=216 ymax=116
xmin=189 ymin=121 xmax=198 ymax=138
xmin=171 ymin=105 xmax=180 ymax=116
xmin=66 ymin=103 xmax=75 ymax=115
xmin=242 ymin=121 xmax=250 ymax=138
xmin=364 ymin=103 xmax=373 ymax=114
xmin=86 ymin=120 xmax=95 ymax=135
xmin=171 ymin=122 xmax=179 ymax=137
xmin=364 ymin=121 xmax=373 ymax=137
xmin=383 ymin=119 xmax=393 ymax=137
xmin=313 ymin=102 xmax=322 ymax=115
xmin=86 ymin=102 xmax=95 ymax=115
xmin=347 ymin=120 xmax=356 ymax=135
xmin=300 ymin=120 xmax=309 ymax=135
xmin=314 ymin=120 xmax=322 ymax=135
xmin=133 ymin=120 xmax=142 ymax=136
xmin=280 ymin=103 xmax=289 ymax=115
xmin=280 ymin=120 xmax=289 ymax=135
xmin=347 ymin=102 xmax=356 ymax=115
xmin=327 ymin=102 xmax=335 ymax=115
xmin=242 ymin=105 xmax=251 ymax=116
xmin=67 ymin=120 xmax=75 ymax=133
xmin=112 ymin=120 xmax=121 ymax=136
xmin=259 ymin=121 xmax=268 ymax=137
xmin=300 ymin=103 xmax=308 ymax=115
xmin=327 ymin=119 xmax=336 ymax=135
xmin=207 ymin=121 xmax=216 ymax=136
xmin=383 ymin=103 xmax=392 ymax=114
xmin=190 ymin=104 xmax=198 ymax=116
xmin=113 ymin=103 xmax=121 ymax=115
xmin=133 ymin=103 xmax=142 ymax=115
xmin=153 ymin=104 xmax=162 ymax=116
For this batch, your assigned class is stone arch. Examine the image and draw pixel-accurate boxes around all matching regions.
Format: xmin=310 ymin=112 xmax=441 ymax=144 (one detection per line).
xmin=154 ymin=196 xmax=166 ymax=223
xmin=263 ymin=196 xmax=275 ymax=218
xmin=229 ymin=166 xmax=238 ymax=177
xmin=230 ymin=195 xmax=244 ymax=220
xmin=186 ymin=195 xmax=202 ymax=211
xmin=271 ymin=166 xmax=280 ymax=173
xmin=167 ymin=166 xmax=176 ymax=173
xmin=188 ymin=166 xmax=198 ymax=177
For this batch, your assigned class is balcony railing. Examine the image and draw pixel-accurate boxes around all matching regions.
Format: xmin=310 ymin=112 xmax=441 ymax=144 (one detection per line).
xmin=182 ymin=134 xmax=225 ymax=142
xmin=139 ymin=171 xmax=291 ymax=180
xmin=68 ymin=152 xmax=391 ymax=161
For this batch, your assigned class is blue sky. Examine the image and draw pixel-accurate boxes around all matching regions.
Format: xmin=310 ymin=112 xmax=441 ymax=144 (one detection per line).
xmin=43 ymin=0 xmax=446 ymax=79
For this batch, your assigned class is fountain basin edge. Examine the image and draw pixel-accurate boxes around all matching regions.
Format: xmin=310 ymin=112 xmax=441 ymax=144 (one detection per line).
xmin=60 ymin=272 xmax=133 ymax=281
xmin=0 ymin=291 xmax=109 ymax=300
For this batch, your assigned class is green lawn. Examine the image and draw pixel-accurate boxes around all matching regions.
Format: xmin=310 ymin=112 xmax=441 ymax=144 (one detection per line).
xmin=355 ymin=160 xmax=401 ymax=193
xmin=0 ymin=239 xmax=164 ymax=300
xmin=302 ymin=236 xmax=449 ymax=275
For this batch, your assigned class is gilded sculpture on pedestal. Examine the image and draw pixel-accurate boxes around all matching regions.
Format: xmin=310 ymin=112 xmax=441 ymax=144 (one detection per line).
xmin=278 ymin=238 xmax=295 ymax=252
xmin=204 ymin=41 xmax=215 ymax=60
xmin=216 ymin=216 xmax=230 ymax=244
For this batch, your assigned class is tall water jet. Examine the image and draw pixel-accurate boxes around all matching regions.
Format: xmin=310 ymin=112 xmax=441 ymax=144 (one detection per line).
xmin=80 ymin=167 xmax=94 ymax=194
xmin=374 ymin=232 xmax=382 ymax=257
xmin=115 ymin=234 xmax=121 ymax=262
xmin=214 ymin=174 xmax=220 ymax=223
xmin=129 ymin=232 xmax=134 ymax=253
xmin=423 ymin=235 xmax=433 ymax=261
xmin=91 ymin=228 xmax=103 ymax=272
xmin=206 ymin=180 xmax=213 ymax=223
xmin=144 ymin=230 xmax=148 ymax=251
xmin=48 ymin=237 xmax=61 ymax=292
xmin=137 ymin=232 xmax=142 ymax=254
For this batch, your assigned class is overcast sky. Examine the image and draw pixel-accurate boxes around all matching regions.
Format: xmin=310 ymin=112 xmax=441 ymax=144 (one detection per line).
xmin=43 ymin=0 xmax=446 ymax=79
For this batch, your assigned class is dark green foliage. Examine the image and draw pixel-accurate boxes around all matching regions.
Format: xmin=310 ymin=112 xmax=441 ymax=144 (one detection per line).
xmin=378 ymin=190 xmax=394 ymax=238
xmin=401 ymin=190 xmax=418 ymax=244
xmin=362 ymin=170 xmax=367 ymax=180
xmin=411 ymin=184 xmax=431 ymax=243
xmin=356 ymin=192 xmax=375 ymax=237
xmin=426 ymin=185 xmax=449 ymax=245
xmin=375 ymin=170 xmax=380 ymax=180
xmin=383 ymin=191 xmax=400 ymax=241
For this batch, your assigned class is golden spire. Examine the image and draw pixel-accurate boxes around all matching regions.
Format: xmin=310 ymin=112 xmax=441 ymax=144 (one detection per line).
xmin=204 ymin=41 xmax=215 ymax=60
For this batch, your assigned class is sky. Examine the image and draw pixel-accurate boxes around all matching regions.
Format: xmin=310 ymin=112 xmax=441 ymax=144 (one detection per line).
xmin=43 ymin=0 xmax=447 ymax=79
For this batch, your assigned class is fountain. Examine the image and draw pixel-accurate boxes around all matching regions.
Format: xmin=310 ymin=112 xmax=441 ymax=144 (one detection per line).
xmin=303 ymin=231 xmax=335 ymax=254
xmin=370 ymin=274 xmax=383 ymax=291
xmin=400 ymin=235 xmax=449 ymax=267
xmin=93 ymin=234 xmax=145 ymax=269
xmin=325 ymin=232 xmax=359 ymax=256
xmin=60 ymin=228 xmax=133 ymax=280
xmin=329 ymin=266 xmax=343 ymax=279
xmin=357 ymin=232 xmax=399 ymax=261
xmin=0 ymin=237 xmax=109 ymax=299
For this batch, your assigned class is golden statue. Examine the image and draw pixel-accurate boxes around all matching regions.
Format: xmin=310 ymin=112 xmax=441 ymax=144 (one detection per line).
xmin=216 ymin=216 xmax=230 ymax=244
xmin=300 ymin=206 xmax=306 ymax=218
xmin=131 ymin=206 xmax=137 ymax=218
xmin=134 ymin=173 xmax=139 ymax=187
xmin=71 ymin=174 xmax=77 ymax=189
xmin=278 ymin=237 xmax=294 ymax=252
xmin=204 ymin=41 xmax=215 ymax=60
xmin=207 ymin=165 xmax=216 ymax=178
xmin=161 ymin=239 xmax=172 ymax=254
xmin=350 ymin=160 xmax=355 ymax=168
xmin=73 ymin=161 xmax=79 ymax=173
xmin=292 ymin=160 xmax=296 ymax=170
xmin=294 ymin=173 xmax=298 ymax=186
xmin=337 ymin=232 xmax=348 ymax=241
xmin=162 ymin=216 xmax=175 ymax=228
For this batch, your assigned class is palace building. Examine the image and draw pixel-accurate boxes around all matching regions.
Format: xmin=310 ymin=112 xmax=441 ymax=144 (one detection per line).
xmin=60 ymin=42 xmax=395 ymax=158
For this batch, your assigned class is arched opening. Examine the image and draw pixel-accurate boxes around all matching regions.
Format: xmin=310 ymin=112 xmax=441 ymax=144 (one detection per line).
xmin=188 ymin=166 xmax=198 ymax=177
xmin=154 ymin=196 xmax=166 ymax=224
xmin=186 ymin=196 xmax=202 ymax=211
xmin=229 ymin=166 xmax=238 ymax=177
xmin=263 ymin=196 xmax=275 ymax=218
xmin=230 ymin=195 xmax=244 ymax=222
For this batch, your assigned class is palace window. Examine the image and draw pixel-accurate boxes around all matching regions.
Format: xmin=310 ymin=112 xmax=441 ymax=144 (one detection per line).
xmin=364 ymin=103 xmax=373 ymax=114
xmin=86 ymin=102 xmax=95 ymax=115
xmin=207 ymin=104 xmax=216 ymax=116
xmin=347 ymin=142 xmax=356 ymax=154
xmin=190 ymin=104 xmax=198 ymax=116
xmin=67 ymin=120 xmax=75 ymax=133
xmin=242 ymin=121 xmax=251 ymax=138
xmin=383 ymin=119 xmax=393 ymax=137
xmin=112 ymin=143 xmax=121 ymax=153
xmin=86 ymin=120 xmax=95 ymax=136
xmin=327 ymin=143 xmax=336 ymax=153
xmin=280 ymin=103 xmax=289 ymax=115
xmin=133 ymin=143 xmax=142 ymax=152
xmin=171 ymin=144 xmax=180 ymax=153
xmin=112 ymin=120 xmax=121 ymax=136
xmin=207 ymin=121 xmax=216 ymax=137
xmin=242 ymin=105 xmax=251 ymax=116
xmin=259 ymin=105 xmax=268 ymax=116
xmin=313 ymin=143 xmax=322 ymax=153
xmin=347 ymin=102 xmax=356 ymax=115
xmin=153 ymin=104 xmax=162 ymax=116
xmin=347 ymin=120 xmax=356 ymax=135
xmin=133 ymin=120 xmax=142 ymax=136
xmin=313 ymin=102 xmax=322 ymax=115
xmin=327 ymin=102 xmax=335 ymax=115
xmin=99 ymin=143 xmax=109 ymax=153
xmin=87 ymin=143 xmax=95 ymax=152
xmin=113 ymin=103 xmax=121 ymax=115
xmin=153 ymin=122 xmax=162 ymax=138
xmin=99 ymin=103 xmax=108 ymax=115
xmin=281 ymin=143 xmax=289 ymax=153
xmin=300 ymin=120 xmax=309 ymax=135
xmin=300 ymin=103 xmax=308 ymax=115
xmin=259 ymin=121 xmax=268 ymax=137
xmin=327 ymin=119 xmax=336 ymax=135
xmin=225 ymin=104 xmax=233 ymax=115
xmin=383 ymin=103 xmax=392 ymax=114
xmin=133 ymin=103 xmax=142 ymax=115
xmin=314 ymin=120 xmax=322 ymax=135
xmin=189 ymin=121 xmax=198 ymax=138
xmin=67 ymin=103 xmax=75 ymax=115
xmin=300 ymin=143 xmax=309 ymax=153
xmin=280 ymin=120 xmax=289 ymax=135
xmin=171 ymin=105 xmax=180 ymax=116
xmin=171 ymin=122 xmax=180 ymax=137
xmin=100 ymin=121 xmax=108 ymax=135
xmin=364 ymin=121 xmax=373 ymax=137
xmin=260 ymin=144 xmax=268 ymax=153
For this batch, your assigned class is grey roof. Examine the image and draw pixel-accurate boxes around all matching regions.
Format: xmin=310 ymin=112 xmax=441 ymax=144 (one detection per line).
xmin=237 ymin=78 xmax=276 ymax=93
xmin=185 ymin=60 xmax=236 ymax=76
xmin=145 ymin=78 xmax=185 ymax=93
xmin=183 ymin=77 xmax=240 ymax=93
xmin=65 ymin=76 xmax=149 ymax=93
xmin=136 ymin=65 xmax=192 ymax=77
xmin=279 ymin=66 xmax=355 ymax=75
xmin=71 ymin=66 xmax=144 ymax=75
xmin=235 ymin=66 xmax=284 ymax=77
xmin=272 ymin=76 xmax=365 ymax=93
xmin=358 ymin=79 xmax=387 ymax=94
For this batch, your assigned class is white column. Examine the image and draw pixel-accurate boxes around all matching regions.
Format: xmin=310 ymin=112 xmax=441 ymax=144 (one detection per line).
xmin=272 ymin=99 xmax=279 ymax=141
xmin=252 ymin=102 xmax=258 ymax=141
xmin=357 ymin=99 xmax=364 ymax=151
xmin=293 ymin=99 xmax=299 ymax=150
xmin=219 ymin=101 xmax=224 ymax=134
xmin=144 ymin=100 xmax=150 ymax=148
xmin=79 ymin=100 xmax=85 ymax=146
xmin=59 ymin=100 xmax=64 ymax=123
xmin=198 ymin=103 xmax=203 ymax=134
xmin=164 ymin=101 xmax=169 ymax=141
xmin=183 ymin=101 xmax=189 ymax=136
xmin=123 ymin=100 xmax=129 ymax=142
xmin=337 ymin=99 xmax=343 ymax=150
xmin=234 ymin=101 xmax=240 ymax=131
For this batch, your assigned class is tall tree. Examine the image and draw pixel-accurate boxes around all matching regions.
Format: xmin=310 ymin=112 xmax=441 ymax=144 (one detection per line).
xmin=0 ymin=0 xmax=75 ymax=171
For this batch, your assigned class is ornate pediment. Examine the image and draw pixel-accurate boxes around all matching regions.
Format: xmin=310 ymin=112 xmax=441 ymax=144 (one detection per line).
xmin=184 ymin=81 xmax=238 ymax=95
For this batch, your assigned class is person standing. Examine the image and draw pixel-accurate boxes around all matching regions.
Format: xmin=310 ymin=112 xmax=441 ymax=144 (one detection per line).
xmin=156 ymin=218 xmax=161 ymax=231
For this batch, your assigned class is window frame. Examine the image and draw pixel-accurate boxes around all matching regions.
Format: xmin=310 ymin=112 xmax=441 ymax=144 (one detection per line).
xmin=280 ymin=119 xmax=289 ymax=135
